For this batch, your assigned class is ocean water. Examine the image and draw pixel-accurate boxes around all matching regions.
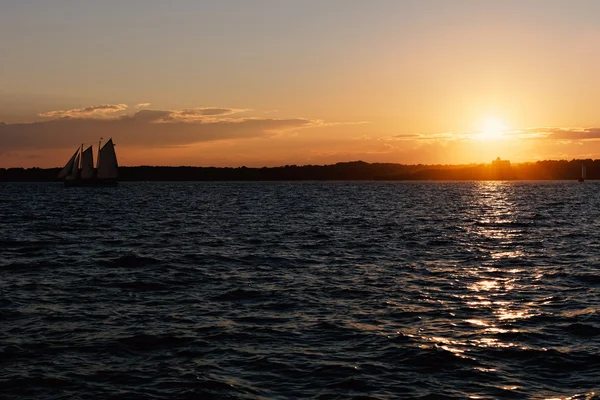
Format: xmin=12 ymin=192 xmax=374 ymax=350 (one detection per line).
xmin=1 ymin=181 xmax=599 ymax=400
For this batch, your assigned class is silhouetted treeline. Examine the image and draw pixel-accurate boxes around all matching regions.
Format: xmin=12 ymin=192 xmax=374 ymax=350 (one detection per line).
xmin=0 ymin=160 xmax=597 ymax=181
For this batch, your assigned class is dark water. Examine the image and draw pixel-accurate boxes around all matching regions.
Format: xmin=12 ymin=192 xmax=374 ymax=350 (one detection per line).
xmin=1 ymin=181 xmax=599 ymax=399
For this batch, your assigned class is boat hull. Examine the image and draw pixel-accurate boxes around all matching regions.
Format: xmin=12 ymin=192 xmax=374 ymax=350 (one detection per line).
xmin=63 ymin=178 xmax=118 ymax=188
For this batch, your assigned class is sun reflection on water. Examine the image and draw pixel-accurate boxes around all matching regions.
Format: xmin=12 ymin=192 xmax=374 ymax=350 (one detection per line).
xmin=451 ymin=181 xmax=539 ymax=352
xmin=469 ymin=280 xmax=499 ymax=292
xmin=395 ymin=180 xmax=567 ymax=389
xmin=544 ymin=394 xmax=597 ymax=400
xmin=496 ymin=308 xmax=532 ymax=321
xmin=464 ymin=318 xmax=487 ymax=327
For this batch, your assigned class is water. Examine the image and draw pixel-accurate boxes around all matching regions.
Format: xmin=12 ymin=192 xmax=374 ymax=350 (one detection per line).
xmin=1 ymin=181 xmax=599 ymax=399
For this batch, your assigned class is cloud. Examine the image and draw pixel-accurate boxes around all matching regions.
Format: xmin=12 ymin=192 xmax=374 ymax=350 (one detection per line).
xmin=520 ymin=127 xmax=600 ymax=141
xmin=0 ymin=151 xmax=40 ymax=159
xmin=185 ymin=107 xmax=249 ymax=116
xmin=385 ymin=132 xmax=458 ymax=141
xmin=39 ymin=104 xmax=128 ymax=119
xmin=387 ymin=134 xmax=426 ymax=141
xmin=135 ymin=103 xmax=151 ymax=108
xmin=130 ymin=109 xmax=172 ymax=121
xmin=0 ymin=105 xmax=324 ymax=150
xmin=167 ymin=107 xmax=251 ymax=121
xmin=385 ymin=127 xmax=600 ymax=143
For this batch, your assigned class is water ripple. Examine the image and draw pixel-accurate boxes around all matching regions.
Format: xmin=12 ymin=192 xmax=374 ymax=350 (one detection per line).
xmin=1 ymin=181 xmax=599 ymax=399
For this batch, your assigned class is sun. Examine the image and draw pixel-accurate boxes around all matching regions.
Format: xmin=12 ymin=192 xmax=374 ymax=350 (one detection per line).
xmin=478 ymin=117 xmax=507 ymax=140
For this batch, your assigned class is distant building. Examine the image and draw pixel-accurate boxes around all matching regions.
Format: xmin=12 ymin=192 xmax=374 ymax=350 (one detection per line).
xmin=492 ymin=157 xmax=510 ymax=168
xmin=491 ymin=157 xmax=512 ymax=179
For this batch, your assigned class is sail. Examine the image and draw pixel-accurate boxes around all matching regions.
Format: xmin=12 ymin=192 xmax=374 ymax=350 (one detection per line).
xmin=58 ymin=149 xmax=79 ymax=179
xmin=97 ymin=138 xmax=118 ymax=179
xmin=80 ymin=146 xmax=94 ymax=179
xmin=71 ymin=152 xmax=80 ymax=177
xmin=582 ymin=165 xmax=587 ymax=179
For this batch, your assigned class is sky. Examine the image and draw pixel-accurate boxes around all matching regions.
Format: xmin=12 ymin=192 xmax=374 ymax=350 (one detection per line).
xmin=1 ymin=0 xmax=600 ymax=168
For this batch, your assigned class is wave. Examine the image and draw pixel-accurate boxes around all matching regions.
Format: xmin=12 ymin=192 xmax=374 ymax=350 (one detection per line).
xmin=101 ymin=254 xmax=162 ymax=268
xmin=3 ymin=181 xmax=600 ymax=399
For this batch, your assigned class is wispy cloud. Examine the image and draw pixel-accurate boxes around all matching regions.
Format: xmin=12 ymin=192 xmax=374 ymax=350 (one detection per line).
xmin=383 ymin=127 xmax=600 ymax=142
xmin=1 ymin=104 xmax=334 ymax=150
xmin=135 ymin=103 xmax=151 ymax=108
xmin=166 ymin=107 xmax=252 ymax=121
xmin=39 ymin=104 xmax=128 ymax=119
xmin=518 ymin=127 xmax=600 ymax=140
xmin=385 ymin=132 xmax=459 ymax=141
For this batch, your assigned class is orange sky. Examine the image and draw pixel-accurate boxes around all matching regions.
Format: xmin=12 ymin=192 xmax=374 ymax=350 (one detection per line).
xmin=1 ymin=1 xmax=600 ymax=168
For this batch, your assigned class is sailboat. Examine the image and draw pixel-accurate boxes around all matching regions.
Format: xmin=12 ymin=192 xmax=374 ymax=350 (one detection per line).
xmin=578 ymin=164 xmax=586 ymax=182
xmin=58 ymin=138 xmax=118 ymax=187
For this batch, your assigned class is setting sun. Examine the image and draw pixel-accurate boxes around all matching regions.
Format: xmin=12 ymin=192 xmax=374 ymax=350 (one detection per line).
xmin=478 ymin=117 xmax=507 ymax=141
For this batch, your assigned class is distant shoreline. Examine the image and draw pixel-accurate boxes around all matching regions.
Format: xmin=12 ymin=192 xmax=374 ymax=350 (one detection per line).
xmin=1 ymin=160 xmax=595 ymax=181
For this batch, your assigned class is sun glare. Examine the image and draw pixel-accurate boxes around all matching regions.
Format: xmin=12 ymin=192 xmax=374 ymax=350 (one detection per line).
xmin=478 ymin=117 xmax=507 ymax=140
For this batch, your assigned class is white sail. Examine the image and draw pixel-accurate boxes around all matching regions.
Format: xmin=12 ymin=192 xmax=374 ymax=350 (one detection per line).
xmin=80 ymin=145 xmax=94 ymax=179
xmin=70 ymin=152 xmax=80 ymax=177
xmin=97 ymin=138 xmax=118 ymax=179
xmin=58 ymin=149 xmax=79 ymax=179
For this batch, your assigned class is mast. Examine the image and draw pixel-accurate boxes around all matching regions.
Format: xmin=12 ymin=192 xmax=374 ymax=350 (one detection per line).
xmin=578 ymin=163 xmax=586 ymax=182
xmin=97 ymin=137 xmax=103 ymax=169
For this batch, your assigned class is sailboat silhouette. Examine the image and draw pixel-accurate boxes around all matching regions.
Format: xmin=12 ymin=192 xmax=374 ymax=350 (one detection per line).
xmin=578 ymin=164 xmax=586 ymax=182
xmin=58 ymin=138 xmax=118 ymax=187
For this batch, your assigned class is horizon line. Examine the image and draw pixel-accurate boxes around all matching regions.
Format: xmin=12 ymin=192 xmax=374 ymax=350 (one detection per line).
xmin=1 ymin=158 xmax=597 ymax=170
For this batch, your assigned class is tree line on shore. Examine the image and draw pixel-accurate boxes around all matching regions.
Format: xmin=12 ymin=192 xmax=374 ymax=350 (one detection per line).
xmin=0 ymin=159 xmax=596 ymax=181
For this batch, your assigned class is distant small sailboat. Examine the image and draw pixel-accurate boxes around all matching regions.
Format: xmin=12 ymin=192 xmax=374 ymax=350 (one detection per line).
xmin=578 ymin=164 xmax=586 ymax=182
xmin=58 ymin=138 xmax=118 ymax=187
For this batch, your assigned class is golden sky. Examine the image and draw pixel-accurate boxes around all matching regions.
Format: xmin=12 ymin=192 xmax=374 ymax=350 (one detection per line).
xmin=1 ymin=1 xmax=600 ymax=167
